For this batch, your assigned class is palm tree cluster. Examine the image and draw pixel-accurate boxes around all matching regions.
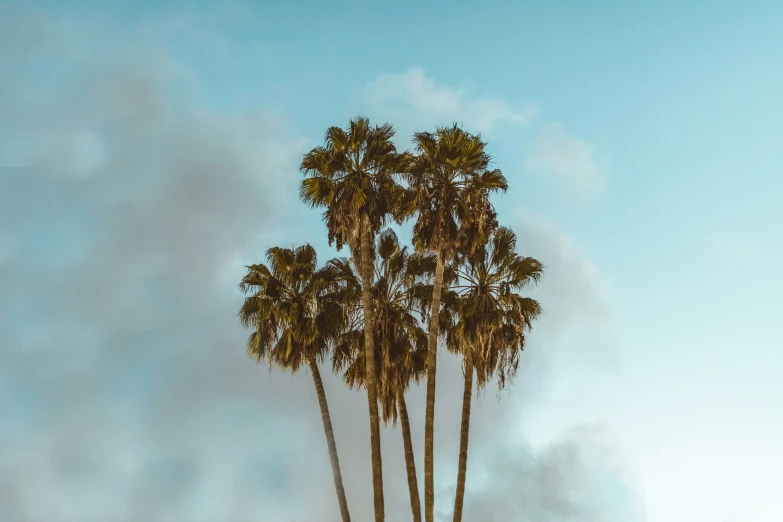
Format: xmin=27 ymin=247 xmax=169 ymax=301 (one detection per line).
xmin=238 ymin=117 xmax=544 ymax=522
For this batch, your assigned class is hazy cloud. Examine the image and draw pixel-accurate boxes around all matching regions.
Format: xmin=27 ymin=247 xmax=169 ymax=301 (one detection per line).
xmin=463 ymin=424 xmax=645 ymax=522
xmin=364 ymin=67 xmax=537 ymax=140
xmin=0 ymin=7 xmax=315 ymax=522
xmin=525 ymin=123 xmax=607 ymax=194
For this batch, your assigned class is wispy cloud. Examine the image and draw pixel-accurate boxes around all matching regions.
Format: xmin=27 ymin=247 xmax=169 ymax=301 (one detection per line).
xmin=363 ymin=67 xmax=537 ymax=139
xmin=525 ymin=123 xmax=607 ymax=194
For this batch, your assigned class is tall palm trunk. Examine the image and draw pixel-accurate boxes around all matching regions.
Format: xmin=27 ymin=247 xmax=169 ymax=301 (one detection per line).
xmin=452 ymin=354 xmax=473 ymax=522
xmin=398 ymin=390 xmax=422 ymax=522
xmin=424 ymin=253 xmax=445 ymax=522
xmin=360 ymin=214 xmax=385 ymax=521
xmin=308 ymin=356 xmax=352 ymax=522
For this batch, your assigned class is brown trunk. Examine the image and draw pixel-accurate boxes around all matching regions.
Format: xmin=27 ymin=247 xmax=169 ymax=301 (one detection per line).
xmin=424 ymin=253 xmax=445 ymax=522
xmin=398 ymin=391 xmax=422 ymax=522
xmin=360 ymin=214 xmax=385 ymax=521
xmin=452 ymin=354 xmax=473 ymax=522
xmin=308 ymin=356 xmax=352 ymax=522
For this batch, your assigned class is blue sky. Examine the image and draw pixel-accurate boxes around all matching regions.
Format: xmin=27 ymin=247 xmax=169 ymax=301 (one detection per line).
xmin=1 ymin=1 xmax=782 ymax=521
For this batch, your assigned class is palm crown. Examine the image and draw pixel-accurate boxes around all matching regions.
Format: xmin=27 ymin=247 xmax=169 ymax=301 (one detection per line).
xmin=404 ymin=124 xmax=508 ymax=259
xmin=300 ymin=116 xmax=406 ymax=263
xmin=238 ymin=245 xmax=348 ymax=371
xmin=449 ymin=226 xmax=543 ymax=389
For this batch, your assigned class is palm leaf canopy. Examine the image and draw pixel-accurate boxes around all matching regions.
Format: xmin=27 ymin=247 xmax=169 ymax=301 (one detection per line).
xmin=448 ymin=227 xmax=544 ymax=390
xmin=403 ymin=124 xmax=508 ymax=259
xmin=300 ymin=116 xmax=407 ymax=263
xmin=238 ymin=244 xmax=352 ymax=373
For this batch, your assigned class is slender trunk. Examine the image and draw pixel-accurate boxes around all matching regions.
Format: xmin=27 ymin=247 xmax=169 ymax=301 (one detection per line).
xmin=398 ymin=391 xmax=422 ymax=522
xmin=360 ymin=214 xmax=385 ymax=521
xmin=424 ymin=253 xmax=445 ymax=522
xmin=452 ymin=355 xmax=473 ymax=522
xmin=308 ymin=356 xmax=352 ymax=522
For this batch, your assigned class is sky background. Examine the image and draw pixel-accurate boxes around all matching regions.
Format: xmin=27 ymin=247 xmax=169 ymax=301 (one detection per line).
xmin=1 ymin=0 xmax=782 ymax=521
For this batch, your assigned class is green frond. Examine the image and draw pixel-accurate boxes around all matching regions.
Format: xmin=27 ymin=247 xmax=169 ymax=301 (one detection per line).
xmin=294 ymin=244 xmax=318 ymax=273
xmin=489 ymin=227 xmax=516 ymax=263
xmin=327 ymin=126 xmax=349 ymax=153
xmin=299 ymin=176 xmax=336 ymax=208
xmin=476 ymin=168 xmax=509 ymax=193
xmin=246 ymin=331 xmax=266 ymax=362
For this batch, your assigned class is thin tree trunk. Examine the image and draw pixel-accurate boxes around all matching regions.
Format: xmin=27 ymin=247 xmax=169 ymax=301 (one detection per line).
xmin=360 ymin=214 xmax=385 ymax=521
xmin=424 ymin=253 xmax=445 ymax=522
xmin=452 ymin=355 xmax=473 ymax=522
xmin=398 ymin=391 xmax=422 ymax=522
xmin=308 ymin=356 xmax=352 ymax=522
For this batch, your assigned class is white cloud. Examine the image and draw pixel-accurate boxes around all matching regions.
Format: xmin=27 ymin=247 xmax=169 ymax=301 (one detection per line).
xmin=525 ymin=123 xmax=607 ymax=193
xmin=363 ymin=67 xmax=537 ymax=139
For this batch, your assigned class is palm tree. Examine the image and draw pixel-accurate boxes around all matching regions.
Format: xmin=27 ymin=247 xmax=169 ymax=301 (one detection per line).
xmin=332 ymin=230 xmax=432 ymax=522
xmin=446 ymin=227 xmax=543 ymax=522
xmin=237 ymin=245 xmax=353 ymax=522
xmin=300 ymin=117 xmax=407 ymax=521
xmin=404 ymin=124 xmax=508 ymax=522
